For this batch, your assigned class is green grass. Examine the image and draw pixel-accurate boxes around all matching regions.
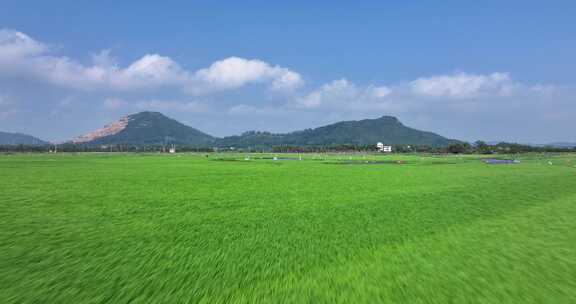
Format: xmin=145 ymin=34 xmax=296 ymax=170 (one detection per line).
xmin=1 ymin=153 xmax=576 ymax=303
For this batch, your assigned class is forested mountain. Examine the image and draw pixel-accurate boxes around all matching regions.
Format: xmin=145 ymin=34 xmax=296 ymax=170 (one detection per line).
xmin=72 ymin=112 xmax=456 ymax=147
xmin=217 ymin=116 xmax=455 ymax=147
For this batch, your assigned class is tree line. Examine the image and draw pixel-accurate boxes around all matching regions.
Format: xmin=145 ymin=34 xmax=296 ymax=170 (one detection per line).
xmin=2 ymin=141 xmax=575 ymax=154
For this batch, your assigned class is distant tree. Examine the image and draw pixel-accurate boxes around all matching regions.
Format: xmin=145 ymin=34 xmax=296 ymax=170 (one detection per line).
xmin=474 ymin=141 xmax=492 ymax=154
xmin=447 ymin=143 xmax=469 ymax=154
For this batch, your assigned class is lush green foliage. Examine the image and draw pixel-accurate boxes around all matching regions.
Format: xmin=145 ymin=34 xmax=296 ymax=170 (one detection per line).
xmin=2 ymin=153 xmax=576 ymax=303
xmin=218 ymin=116 xmax=455 ymax=147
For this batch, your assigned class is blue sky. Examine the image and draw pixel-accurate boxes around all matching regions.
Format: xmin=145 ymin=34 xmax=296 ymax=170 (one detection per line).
xmin=0 ymin=1 xmax=575 ymax=143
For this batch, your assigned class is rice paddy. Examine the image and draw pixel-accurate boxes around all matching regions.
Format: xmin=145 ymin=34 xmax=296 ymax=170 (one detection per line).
xmin=1 ymin=153 xmax=576 ymax=303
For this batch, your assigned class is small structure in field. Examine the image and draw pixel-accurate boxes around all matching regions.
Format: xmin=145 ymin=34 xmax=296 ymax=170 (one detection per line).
xmin=376 ymin=142 xmax=392 ymax=153
xmin=168 ymin=144 xmax=176 ymax=154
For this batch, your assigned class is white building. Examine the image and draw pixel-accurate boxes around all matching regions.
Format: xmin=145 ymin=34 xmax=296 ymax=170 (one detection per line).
xmin=376 ymin=142 xmax=392 ymax=153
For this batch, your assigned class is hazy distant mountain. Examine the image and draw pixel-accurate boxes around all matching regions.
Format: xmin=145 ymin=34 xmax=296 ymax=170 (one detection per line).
xmin=72 ymin=111 xmax=215 ymax=146
xmin=218 ymin=116 xmax=456 ymax=147
xmin=545 ymin=142 xmax=576 ymax=148
xmin=0 ymin=131 xmax=48 ymax=145
xmin=486 ymin=141 xmax=576 ymax=148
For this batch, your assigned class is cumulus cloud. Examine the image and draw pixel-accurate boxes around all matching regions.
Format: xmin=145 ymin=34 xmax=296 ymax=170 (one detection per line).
xmin=371 ymin=86 xmax=392 ymax=98
xmin=297 ymin=79 xmax=392 ymax=109
xmin=192 ymin=57 xmax=303 ymax=93
xmin=409 ymin=72 xmax=517 ymax=97
xmin=0 ymin=29 xmax=46 ymax=59
xmin=0 ymin=29 xmax=302 ymax=94
xmin=0 ymin=30 xmax=191 ymax=91
xmin=291 ymin=71 xmax=558 ymax=114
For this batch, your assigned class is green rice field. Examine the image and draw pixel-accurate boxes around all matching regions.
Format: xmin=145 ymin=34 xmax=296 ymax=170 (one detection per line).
xmin=2 ymin=153 xmax=576 ymax=303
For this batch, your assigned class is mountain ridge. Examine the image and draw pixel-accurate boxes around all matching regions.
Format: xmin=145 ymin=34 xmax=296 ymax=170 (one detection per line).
xmin=72 ymin=111 xmax=457 ymax=147
xmin=0 ymin=131 xmax=49 ymax=145
xmin=218 ymin=115 xmax=456 ymax=147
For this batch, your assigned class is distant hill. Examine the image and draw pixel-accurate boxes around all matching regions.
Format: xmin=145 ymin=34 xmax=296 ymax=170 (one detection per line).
xmin=71 ymin=112 xmax=456 ymax=147
xmin=72 ymin=111 xmax=215 ymax=146
xmin=546 ymin=142 xmax=576 ymax=148
xmin=488 ymin=141 xmax=576 ymax=148
xmin=217 ymin=116 xmax=456 ymax=147
xmin=0 ymin=131 xmax=48 ymax=145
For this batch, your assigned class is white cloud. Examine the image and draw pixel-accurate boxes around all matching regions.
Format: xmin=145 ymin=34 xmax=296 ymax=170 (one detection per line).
xmin=409 ymin=72 xmax=516 ymax=97
xmin=228 ymin=104 xmax=285 ymax=115
xmin=91 ymin=49 xmax=116 ymax=67
xmin=135 ymin=100 xmax=207 ymax=113
xmin=0 ymin=29 xmax=302 ymax=94
xmin=529 ymin=84 xmax=559 ymax=96
xmin=102 ymin=97 xmax=207 ymax=113
xmin=119 ymin=54 xmax=190 ymax=88
xmin=371 ymin=86 xmax=392 ymax=98
xmin=297 ymin=71 xmax=560 ymax=110
xmin=192 ymin=57 xmax=303 ymax=93
xmin=289 ymin=71 xmax=559 ymax=115
xmin=298 ymin=79 xmax=354 ymax=108
xmin=0 ymin=29 xmax=46 ymax=60
xmin=19 ymin=52 xmax=191 ymax=91
xmin=297 ymin=79 xmax=392 ymax=109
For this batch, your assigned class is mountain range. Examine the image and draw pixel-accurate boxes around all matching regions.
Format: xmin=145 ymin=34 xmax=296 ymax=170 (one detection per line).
xmin=486 ymin=141 xmax=576 ymax=148
xmin=70 ymin=111 xmax=456 ymax=147
xmin=540 ymin=142 xmax=576 ymax=148
xmin=0 ymin=131 xmax=48 ymax=145
xmin=3 ymin=112 xmax=574 ymax=148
